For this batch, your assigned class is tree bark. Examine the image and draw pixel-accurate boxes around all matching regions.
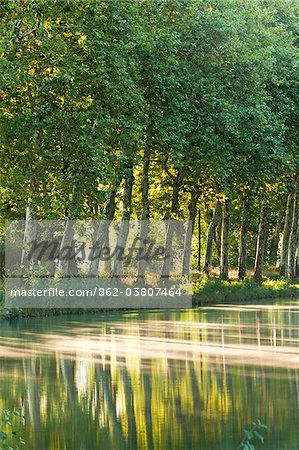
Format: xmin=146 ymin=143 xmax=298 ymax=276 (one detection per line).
xmin=253 ymin=203 xmax=269 ymax=282
xmin=137 ymin=145 xmax=151 ymax=280
xmin=269 ymin=211 xmax=282 ymax=266
xmin=202 ymin=201 xmax=221 ymax=275
xmin=113 ymin=168 xmax=134 ymax=277
xmin=198 ymin=208 xmax=201 ymax=271
xmin=161 ymin=169 xmax=184 ymax=278
xmin=287 ymin=177 xmax=299 ymax=278
xmin=295 ymin=243 xmax=299 ymax=278
xmin=58 ymin=186 xmax=77 ymax=276
xmin=182 ymin=191 xmax=197 ymax=276
xmin=220 ymin=200 xmax=230 ymax=280
xmin=20 ymin=197 xmax=38 ymax=272
xmin=215 ymin=212 xmax=222 ymax=266
xmin=89 ymin=181 xmax=120 ymax=276
xmin=280 ymin=193 xmax=294 ymax=276
xmin=238 ymin=198 xmax=250 ymax=280
xmin=170 ymin=169 xmax=184 ymax=217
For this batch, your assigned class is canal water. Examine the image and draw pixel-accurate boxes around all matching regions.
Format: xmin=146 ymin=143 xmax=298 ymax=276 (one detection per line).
xmin=0 ymin=301 xmax=299 ymax=449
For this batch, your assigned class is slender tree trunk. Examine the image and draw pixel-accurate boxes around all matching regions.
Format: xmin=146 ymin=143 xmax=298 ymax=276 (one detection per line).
xmin=113 ymin=168 xmax=134 ymax=277
xmin=238 ymin=198 xmax=250 ymax=280
xmin=170 ymin=169 xmax=184 ymax=217
xmin=253 ymin=203 xmax=269 ymax=282
xmin=58 ymin=186 xmax=77 ymax=276
xmin=203 ymin=201 xmax=221 ymax=275
xmin=220 ymin=200 xmax=230 ymax=280
xmin=215 ymin=212 xmax=222 ymax=266
xmin=20 ymin=197 xmax=38 ymax=271
xmin=104 ymin=232 xmax=112 ymax=275
xmin=161 ymin=169 xmax=184 ymax=278
xmin=137 ymin=145 xmax=151 ymax=280
xmin=269 ymin=211 xmax=282 ymax=266
xmin=280 ymin=193 xmax=294 ymax=276
xmin=182 ymin=192 xmax=197 ymax=276
xmin=89 ymin=181 xmax=120 ymax=276
xmin=287 ymin=177 xmax=299 ymax=278
xmin=295 ymin=244 xmax=299 ymax=278
xmin=198 ymin=208 xmax=201 ymax=271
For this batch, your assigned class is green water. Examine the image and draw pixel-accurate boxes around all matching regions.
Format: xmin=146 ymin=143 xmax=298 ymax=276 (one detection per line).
xmin=1 ymin=302 xmax=299 ymax=450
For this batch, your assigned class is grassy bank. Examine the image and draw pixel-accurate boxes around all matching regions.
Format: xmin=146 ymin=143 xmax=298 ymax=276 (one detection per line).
xmin=1 ymin=276 xmax=299 ymax=320
xmin=193 ymin=276 xmax=299 ymax=305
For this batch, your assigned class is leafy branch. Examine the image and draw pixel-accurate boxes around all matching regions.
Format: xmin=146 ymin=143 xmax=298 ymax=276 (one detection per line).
xmin=237 ymin=419 xmax=267 ymax=450
xmin=0 ymin=409 xmax=25 ymax=450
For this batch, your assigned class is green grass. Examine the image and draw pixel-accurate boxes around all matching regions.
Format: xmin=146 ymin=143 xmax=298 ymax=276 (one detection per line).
xmin=193 ymin=275 xmax=299 ymax=304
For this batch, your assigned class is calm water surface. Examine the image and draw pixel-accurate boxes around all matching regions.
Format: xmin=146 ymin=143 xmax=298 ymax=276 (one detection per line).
xmin=1 ymin=301 xmax=299 ymax=450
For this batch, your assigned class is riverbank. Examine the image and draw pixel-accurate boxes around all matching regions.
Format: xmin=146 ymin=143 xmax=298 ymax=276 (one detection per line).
xmin=1 ymin=275 xmax=299 ymax=321
xmin=193 ymin=276 xmax=299 ymax=304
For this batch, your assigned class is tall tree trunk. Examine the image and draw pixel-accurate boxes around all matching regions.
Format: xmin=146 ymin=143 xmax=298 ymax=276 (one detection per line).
xmin=104 ymin=232 xmax=112 ymax=275
xmin=21 ymin=174 xmax=40 ymax=272
xmin=220 ymin=200 xmax=230 ymax=280
xmin=269 ymin=211 xmax=282 ymax=266
xmin=58 ymin=186 xmax=77 ymax=276
xmin=161 ymin=169 xmax=184 ymax=278
xmin=215 ymin=212 xmax=222 ymax=266
xmin=238 ymin=198 xmax=250 ymax=280
xmin=113 ymin=168 xmax=134 ymax=277
xmin=280 ymin=193 xmax=294 ymax=276
xmin=287 ymin=177 xmax=299 ymax=278
xmin=170 ymin=169 xmax=184 ymax=217
xmin=89 ymin=181 xmax=120 ymax=276
xmin=198 ymin=208 xmax=201 ymax=271
xmin=295 ymin=244 xmax=299 ymax=278
xmin=182 ymin=191 xmax=197 ymax=276
xmin=137 ymin=145 xmax=151 ymax=281
xmin=20 ymin=197 xmax=38 ymax=272
xmin=253 ymin=203 xmax=269 ymax=282
xmin=202 ymin=201 xmax=221 ymax=275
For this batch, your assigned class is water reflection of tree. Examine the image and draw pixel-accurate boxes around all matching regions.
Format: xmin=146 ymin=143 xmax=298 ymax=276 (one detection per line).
xmin=0 ymin=306 xmax=299 ymax=449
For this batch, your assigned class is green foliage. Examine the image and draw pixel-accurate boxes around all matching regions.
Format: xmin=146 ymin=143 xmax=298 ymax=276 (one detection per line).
xmin=0 ymin=0 xmax=298 ymax=283
xmin=0 ymin=409 xmax=25 ymax=450
xmin=237 ymin=419 xmax=267 ymax=450
xmin=193 ymin=275 xmax=299 ymax=304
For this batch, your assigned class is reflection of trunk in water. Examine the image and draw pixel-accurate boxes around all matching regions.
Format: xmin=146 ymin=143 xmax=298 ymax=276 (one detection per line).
xmin=60 ymin=356 xmax=77 ymax=407
xmin=97 ymin=364 xmax=126 ymax=448
xmin=22 ymin=358 xmax=45 ymax=450
xmin=188 ymin=360 xmax=201 ymax=413
xmin=143 ymin=371 xmax=154 ymax=450
xmin=121 ymin=368 xmax=138 ymax=449
xmin=1 ymin=308 xmax=298 ymax=450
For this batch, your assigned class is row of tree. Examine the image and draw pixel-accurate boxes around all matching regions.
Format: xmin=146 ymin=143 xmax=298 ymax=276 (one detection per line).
xmin=1 ymin=0 xmax=299 ymax=280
